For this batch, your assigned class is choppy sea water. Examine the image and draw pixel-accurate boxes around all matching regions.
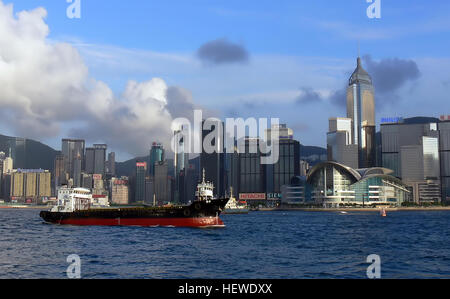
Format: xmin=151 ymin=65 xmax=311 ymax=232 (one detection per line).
xmin=0 ymin=209 xmax=449 ymax=279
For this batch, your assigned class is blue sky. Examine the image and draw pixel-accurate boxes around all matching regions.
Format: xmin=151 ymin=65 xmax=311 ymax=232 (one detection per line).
xmin=1 ymin=0 xmax=450 ymax=160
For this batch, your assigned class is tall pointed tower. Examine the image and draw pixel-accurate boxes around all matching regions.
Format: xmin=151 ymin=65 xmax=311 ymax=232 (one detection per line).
xmin=346 ymin=57 xmax=376 ymax=168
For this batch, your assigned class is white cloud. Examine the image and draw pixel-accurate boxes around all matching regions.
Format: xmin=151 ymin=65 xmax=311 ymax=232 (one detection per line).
xmin=0 ymin=1 xmax=203 ymax=158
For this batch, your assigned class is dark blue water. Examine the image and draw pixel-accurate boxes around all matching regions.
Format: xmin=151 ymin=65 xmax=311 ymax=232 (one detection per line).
xmin=1 ymin=209 xmax=449 ymax=279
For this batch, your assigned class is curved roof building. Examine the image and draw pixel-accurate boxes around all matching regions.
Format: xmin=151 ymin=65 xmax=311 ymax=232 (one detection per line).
xmin=306 ymin=161 xmax=410 ymax=207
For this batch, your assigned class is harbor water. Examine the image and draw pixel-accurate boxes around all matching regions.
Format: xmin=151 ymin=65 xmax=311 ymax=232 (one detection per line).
xmin=0 ymin=209 xmax=449 ymax=279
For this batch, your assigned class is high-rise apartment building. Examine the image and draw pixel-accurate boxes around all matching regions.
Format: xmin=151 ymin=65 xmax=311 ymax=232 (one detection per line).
xmin=9 ymin=169 xmax=51 ymax=203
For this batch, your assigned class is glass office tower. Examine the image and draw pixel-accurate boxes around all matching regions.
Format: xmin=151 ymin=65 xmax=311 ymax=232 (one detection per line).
xmin=346 ymin=57 xmax=376 ymax=168
xmin=439 ymin=122 xmax=450 ymax=203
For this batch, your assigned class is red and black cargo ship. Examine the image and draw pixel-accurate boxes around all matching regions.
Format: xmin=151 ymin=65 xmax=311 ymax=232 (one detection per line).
xmin=40 ymin=170 xmax=229 ymax=228
xmin=40 ymin=198 xmax=229 ymax=228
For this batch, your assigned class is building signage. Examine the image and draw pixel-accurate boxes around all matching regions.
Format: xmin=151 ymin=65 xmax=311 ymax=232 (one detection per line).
xmin=381 ymin=117 xmax=404 ymax=124
xmin=267 ymin=193 xmax=282 ymax=200
xmin=440 ymin=115 xmax=450 ymax=121
xmin=136 ymin=162 xmax=147 ymax=167
xmin=93 ymin=174 xmax=102 ymax=180
xmin=114 ymin=180 xmax=128 ymax=185
xmin=239 ymin=193 xmax=266 ymax=200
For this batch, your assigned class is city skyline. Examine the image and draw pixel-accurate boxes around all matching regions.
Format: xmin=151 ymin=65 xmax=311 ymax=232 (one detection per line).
xmin=0 ymin=1 xmax=449 ymax=161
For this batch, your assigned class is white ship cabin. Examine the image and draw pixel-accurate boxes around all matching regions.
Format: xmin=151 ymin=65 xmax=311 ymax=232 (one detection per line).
xmin=195 ymin=169 xmax=215 ymax=202
xmin=52 ymin=187 xmax=93 ymax=212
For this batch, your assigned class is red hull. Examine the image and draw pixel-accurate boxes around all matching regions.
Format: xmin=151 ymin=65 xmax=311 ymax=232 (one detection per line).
xmin=55 ymin=216 xmax=225 ymax=228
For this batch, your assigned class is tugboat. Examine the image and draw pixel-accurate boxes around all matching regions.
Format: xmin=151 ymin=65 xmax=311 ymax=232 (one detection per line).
xmin=40 ymin=170 xmax=229 ymax=228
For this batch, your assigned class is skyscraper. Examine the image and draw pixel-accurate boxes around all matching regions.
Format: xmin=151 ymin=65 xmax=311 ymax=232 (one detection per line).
xmin=62 ymin=139 xmax=85 ymax=178
xmin=85 ymin=147 xmax=95 ymax=174
xmin=439 ymin=121 xmax=450 ymax=203
xmin=200 ymin=119 xmax=225 ymax=197
xmin=173 ymin=127 xmax=189 ymax=203
xmin=93 ymin=144 xmax=107 ymax=176
xmin=327 ymin=117 xmax=358 ymax=169
xmin=346 ymin=57 xmax=376 ymax=168
xmin=53 ymin=152 xmax=66 ymax=192
xmin=381 ymin=121 xmax=441 ymax=203
xmin=107 ymin=152 xmax=116 ymax=176
xmin=149 ymin=143 xmax=164 ymax=177
xmin=135 ymin=162 xmax=147 ymax=203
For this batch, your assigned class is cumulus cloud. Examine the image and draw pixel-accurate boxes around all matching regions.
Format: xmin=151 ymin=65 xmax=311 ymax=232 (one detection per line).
xmin=197 ymin=38 xmax=249 ymax=65
xmin=363 ymin=55 xmax=421 ymax=94
xmin=294 ymin=56 xmax=421 ymax=110
xmin=295 ymin=87 xmax=323 ymax=104
xmin=0 ymin=1 xmax=207 ymax=157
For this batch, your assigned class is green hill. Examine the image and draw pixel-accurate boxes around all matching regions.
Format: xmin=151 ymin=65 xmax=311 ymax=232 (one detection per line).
xmin=0 ymin=134 xmax=58 ymax=171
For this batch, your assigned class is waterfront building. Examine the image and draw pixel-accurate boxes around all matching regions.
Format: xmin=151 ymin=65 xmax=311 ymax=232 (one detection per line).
xmin=381 ymin=122 xmax=441 ymax=204
xmin=327 ymin=117 xmax=358 ymax=169
xmin=154 ymin=161 xmax=170 ymax=205
xmin=185 ymin=164 xmax=199 ymax=204
xmin=281 ymin=176 xmax=310 ymax=205
xmin=265 ymin=124 xmax=294 ymax=141
xmin=174 ymin=127 xmax=189 ymax=203
xmin=9 ymin=169 xmax=52 ymax=203
xmin=200 ymin=119 xmax=226 ymax=197
xmin=38 ymin=172 xmax=51 ymax=198
xmin=85 ymin=147 xmax=95 ymax=174
xmin=73 ymin=153 xmax=82 ymax=187
xmin=61 ymin=139 xmax=85 ymax=178
xmin=306 ymin=161 xmax=410 ymax=207
xmin=144 ymin=177 xmax=154 ymax=205
xmin=238 ymin=138 xmax=266 ymax=198
xmin=93 ymin=144 xmax=107 ymax=176
xmin=0 ymin=161 xmax=3 ymax=198
xmin=92 ymin=174 xmax=107 ymax=197
xmin=346 ymin=57 xmax=376 ymax=169
xmin=439 ymin=120 xmax=450 ymax=203
xmin=3 ymin=156 xmax=13 ymax=174
xmin=269 ymin=139 xmax=300 ymax=196
xmin=53 ymin=153 xmax=66 ymax=190
xmin=11 ymin=171 xmax=24 ymax=199
xmin=8 ymin=138 xmax=26 ymax=169
xmin=135 ymin=162 xmax=147 ymax=203
xmin=111 ymin=178 xmax=129 ymax=205
xmin=107 ymin=152 xmax=116 ymax=176
xmin=81 ymin=173 xmax=93 ymax=189
xmin=300 ymin=160 xmax=310 ymax=177
xmin=149 ymin=143 xmax=164 ymax=177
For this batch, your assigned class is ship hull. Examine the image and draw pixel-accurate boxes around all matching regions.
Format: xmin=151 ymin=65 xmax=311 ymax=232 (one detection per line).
xmin=40 ymin=198 xmax=229 ymax=228
xmin=222 ymin=208 xmax=249 ymax=215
